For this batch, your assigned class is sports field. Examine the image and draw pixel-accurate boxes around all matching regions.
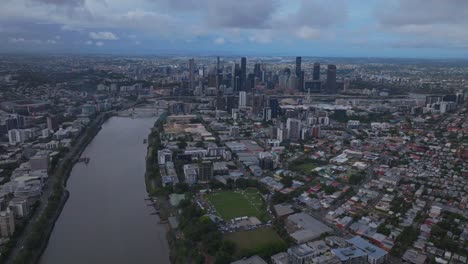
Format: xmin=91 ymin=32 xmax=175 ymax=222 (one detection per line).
xmin=225 ymin=228 xmax=286 ymax=256
xmin=206 ymin=189 xmax=266 ymax=221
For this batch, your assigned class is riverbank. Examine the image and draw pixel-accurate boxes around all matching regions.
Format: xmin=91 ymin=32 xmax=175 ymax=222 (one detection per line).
xmin=143 ymin=114 xmax=183 ymax=262
xmin=7 ymin=111 xmax=112 ymax=264
xmin=9 ymin=101 xmax=152 ymax=263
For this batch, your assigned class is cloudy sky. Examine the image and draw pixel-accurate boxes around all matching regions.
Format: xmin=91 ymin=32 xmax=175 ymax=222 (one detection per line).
xmin=1 ymin=0 xmax=468 ymax=58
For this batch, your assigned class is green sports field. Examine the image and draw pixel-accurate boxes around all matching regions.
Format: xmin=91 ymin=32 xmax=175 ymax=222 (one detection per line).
xmin=206 ymin=189 xmax=268 ymax=221
xmin=225 ymin=228 xmax=286 ymax=257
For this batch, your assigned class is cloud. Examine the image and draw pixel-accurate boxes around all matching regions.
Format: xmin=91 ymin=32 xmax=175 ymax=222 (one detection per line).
xmin=7 ymin=37 xmax=57 ymax=45
xmin=89 ymin=31 xmax=118 ymax=40
xmin=214 ymin=37 xmax=225 ymax=45
xmin=95 ymin=41 xmax=104 ymax=46
xmin=249 ymin=30 xmax=274 ymax=44
xmin=375 ymin=0 xmax=468 ymax=49
xmin=295 ymin=26 xmax=321 ymax=40
xmin=31 ymin=0 xmax=85 ymax=7
xmin=377 ymin=0 xmax=468 ymax=27
xmin=162 ymin=0 xmax=279 ymax=29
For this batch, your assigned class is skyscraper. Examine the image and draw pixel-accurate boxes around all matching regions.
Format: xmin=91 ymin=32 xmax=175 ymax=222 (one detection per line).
xmin=326 ymin=64 xmax=337 ymax=94
xmin=286 ymin=118 xmax=302 ymax=141
xmin=295 ymin=57 xmax=301 ymax=78
xmin=343 ymin=78 xmax=350 ymax=93
xmin=240 ymin=57 xmax=247 ymax=91
xmin=254 ymin=63 xmax=262 ymax=79
xmin=263 ymin=107 xmax=272 ymax=122
xmin=269 ymin=98 xmax=279 ymax=118
xmin=232 ymin=63 xmax=241 ymax=92
xmin=313 ymin=62 xmax=320 ymax=81
xmin=239 ymin=91 xmax=247 ymax=107
xmin=189 ymin=58 xmax=195 ymax=91
xmin=247 ymin=73 xmax=255 ymax=92
xmin=216 ymin=56 xmax=220 ymax=89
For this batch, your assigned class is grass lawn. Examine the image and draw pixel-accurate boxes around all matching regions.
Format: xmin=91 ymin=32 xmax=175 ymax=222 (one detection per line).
xmin=290 ymin=162 xmax=317 ymax=174
xmin=206 ymin=189 xmax=267 ymax=221
xmin=225 ymin=228 xmax=286 ymax=256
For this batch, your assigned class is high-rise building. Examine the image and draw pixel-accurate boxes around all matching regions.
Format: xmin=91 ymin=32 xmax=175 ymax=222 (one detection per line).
xmin=343 ymin=78 xmax=350 ymax=93
xmin=8 ymin=129 xmax=28 ymax=145
xmin=288 ymin=75 xmax=297 ymax=90
xmin=47 ymin=115 xmax=59 ymax=132
xmin=269 ymin=98 xmax=279 ymax=118
xmin=254 ymin=63 xmax=262 ymax=79
xmin=252 ymin=94 xmax=264 ymax=114
xmin=263 ymin=107 xmax=272 ymax=122
xmin=232 ymin=63 xmax=241 ymax=92
xmin=305 ymin=81 xmax=322 ymax=94
xmin=226 ymin=95 xmax=237 ymax=113
xmin=0 ymin=210 xmax=15 ymax=237
xmin=239 ymin=91 xmax=247 ymax=108
xmin=295 ymin=57 xmax=302 ymax=78
xmin=326 ymin=64 xmax=337 ymax=94
xmin=198 ymin=161 xmax=213 ymax=182
xmin=247 ymin=73 xmax=255 ymax=92
xmin=189 ymin=58 xmax=195 ymax=91
xmin=216 ymin=56 xmax=221 ymax=89
xmin=298 ymin=70 xmax=305 ymax=92
xmin=313 ymin=62 xmax=320 ymax=81
xmin=286 ymin=118 xmax=302 ymax=141
xmin=240 ymin=57 xmax=247 ymax=91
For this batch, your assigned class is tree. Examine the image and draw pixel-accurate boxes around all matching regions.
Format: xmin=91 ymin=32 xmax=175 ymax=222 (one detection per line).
xmin=280 ymin=177 xmax=293 ymax=188
xmin=177 ymin=139 xmax=187 ymax=150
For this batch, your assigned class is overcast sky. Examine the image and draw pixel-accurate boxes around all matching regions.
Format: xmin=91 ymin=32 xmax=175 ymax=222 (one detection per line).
xmin=1 ymin=0 xmax=468 ymax=58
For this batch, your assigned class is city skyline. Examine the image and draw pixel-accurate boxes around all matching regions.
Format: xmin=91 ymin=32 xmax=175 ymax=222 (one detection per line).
xmin=1 ymin=0 xmax=468 ymax=58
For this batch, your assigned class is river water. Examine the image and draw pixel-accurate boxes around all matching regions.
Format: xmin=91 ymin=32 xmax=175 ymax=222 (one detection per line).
xmin=39 ymin=116 xmax=170 ymax=264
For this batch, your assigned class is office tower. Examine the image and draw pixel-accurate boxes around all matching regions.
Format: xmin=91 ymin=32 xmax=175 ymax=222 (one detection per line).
xmin=207 ymin=73 xmax=217 ymax=87
xmin=279 ymin=74 xmax=289 ymax=90
xmin=295 ymin=58 xmax=303 ymax=91
xmin=313 ymin=62 xmax=320 ymax=81
xmin=298 ymin=70 xmax=305 ymax=92
xmin=226 ymin=95 xmax=237 ymax=113
xmin=198 ymin=161 xmax=213 ymax=182
xmin=247 ymin=73 xmax=255 ymax=92
xmin=47 ymin=115 xmax=59 ymax=131
xmin=239 ymin=91 xmax=247 ymax=107
xmin=295 ymin=57 xmax=302 ymax=78
xmin=305 ymin=81 xmax=322 ymax=94
xmin=240 ymin=57 xmax=247 ymax=91
xmin=263 ymin=107 xmax=272 ymax=122
xmin=326 ymin=64 xmax=337 ymax=94
xmin=286 ymin=118 xmax=302 ymax=141
xmin=269 ymin=98 xmax=279 ymax=118
xmin=254 ymin=63 xmax=262 ymax=79
xmin=288 ymin=75 xmax=297 ymax=90
xmin=252 ymin=94 xmax=264 ymax=114
xmin=8 ymin=129 xmax=29 ymax=144
xmin=189 ymin=58 xmax=195 ymax=91
xmin=216 ymin=56 xmax=220 ymax=89
xmin=343 ymin=78 xmax=350 ymax=93
xmin=0 ymin=210 xmax=15 ymax=237
xmin=231 ymin=63 xmax=241 ymax=92
xmin=276 ymin=127 xmax=284 ymax=142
